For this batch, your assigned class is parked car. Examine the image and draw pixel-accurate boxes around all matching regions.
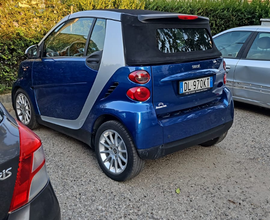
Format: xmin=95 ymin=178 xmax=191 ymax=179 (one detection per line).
xmin=0 ymin=103 xmax=61 ymax=220
xmin=213 ymin=19 xmax=270 ymax=109
xmin=12 ymin=9 xmax=234 ymax=181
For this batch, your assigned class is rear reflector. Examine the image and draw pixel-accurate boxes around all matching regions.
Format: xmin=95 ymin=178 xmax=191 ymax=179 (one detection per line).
xmin=224 ymin=73 xmax=227 ymax=85
xmin=127 ymin=87 xmax=150 ymax=102
xmin=223 ymin=60 xmax=226 ymax=84
xmin=9 ymin=122 xmax=48 ymax=212
xmin=178 ymin=15 xmax=198 ymax=20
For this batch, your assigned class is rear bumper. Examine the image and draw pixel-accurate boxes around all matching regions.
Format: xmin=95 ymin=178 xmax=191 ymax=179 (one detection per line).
xmin=7 ymin=181 xmax=61 ymax=220
xmin=138 ymin=120 xmax=233 ymax=159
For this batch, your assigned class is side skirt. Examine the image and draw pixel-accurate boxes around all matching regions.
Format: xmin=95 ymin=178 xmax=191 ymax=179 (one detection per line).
xmin=37 ymin=116 xmax=92 ymax=147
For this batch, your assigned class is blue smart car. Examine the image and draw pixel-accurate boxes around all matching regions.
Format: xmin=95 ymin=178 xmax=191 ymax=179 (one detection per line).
xmin=12 ymin=10 xmax=234 ymax=181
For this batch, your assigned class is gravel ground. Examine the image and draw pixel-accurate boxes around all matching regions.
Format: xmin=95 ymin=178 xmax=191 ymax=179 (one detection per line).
xmin=9 ymin=102 xmax=270 ymax=219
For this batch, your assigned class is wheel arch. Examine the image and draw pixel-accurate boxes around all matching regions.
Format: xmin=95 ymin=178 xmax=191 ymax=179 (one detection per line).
xmin=91 ymin=114 xmax=134 ymax=149
xmin=12 ymin=86 xmax=21 ymax=109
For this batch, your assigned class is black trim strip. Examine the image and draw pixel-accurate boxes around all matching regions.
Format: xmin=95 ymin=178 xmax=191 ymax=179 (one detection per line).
xmin=84 ymin=18 xmax=97 ymax=56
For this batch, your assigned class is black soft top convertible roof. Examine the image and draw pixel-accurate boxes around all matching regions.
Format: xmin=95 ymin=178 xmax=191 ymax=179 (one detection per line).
xmin=107 ymin=9 xmax=221 ymax=66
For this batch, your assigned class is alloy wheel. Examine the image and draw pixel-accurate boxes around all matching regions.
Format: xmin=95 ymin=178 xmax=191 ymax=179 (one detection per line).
xmin=15 ymin=93 xmax=31 ymax=125
xmin=98 ymin=129 xmax=128 ymax=174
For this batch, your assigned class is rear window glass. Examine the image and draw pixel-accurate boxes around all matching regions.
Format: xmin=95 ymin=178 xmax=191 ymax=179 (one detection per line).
xmin=157 ymin=28 xmax=213 ymax=53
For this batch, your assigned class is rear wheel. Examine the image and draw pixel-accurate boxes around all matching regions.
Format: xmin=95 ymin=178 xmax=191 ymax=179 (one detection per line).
xmin=200 ymin=132 xmax=228 ymax=147
xmin=14 ymin=89 xmax=38 ymax=129
xmin=95 ymin=121 xmax=144 ymax=181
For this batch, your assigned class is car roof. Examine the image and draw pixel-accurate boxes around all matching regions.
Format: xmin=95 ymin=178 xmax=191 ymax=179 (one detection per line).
xmin=214 ymin=25 xmax=270 ymax=37
xmin=69 ymin=9 xmax=208 ymax=21
xmin=39 ymin=9 xmax=209 ymax=46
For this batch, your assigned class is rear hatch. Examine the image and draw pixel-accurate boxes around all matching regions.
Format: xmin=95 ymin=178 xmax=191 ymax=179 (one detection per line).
xmin=121 ymin=11 xmax=223 ymax=116
xmin=0 ymin=104 xmax=20 ymax=219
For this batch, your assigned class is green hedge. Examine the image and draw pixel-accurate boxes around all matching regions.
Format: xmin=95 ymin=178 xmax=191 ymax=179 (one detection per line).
xmin=0 ymin=0 xmax=270 ymax=93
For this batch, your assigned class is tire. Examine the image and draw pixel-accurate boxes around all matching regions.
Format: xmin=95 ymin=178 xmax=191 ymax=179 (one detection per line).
xmin=200 ymin=132 xmax=228 ymax=147
xmin=14 ymin=89 xmax=39 ymax=129
xmin=95 ymin=120 xmax=144 ymax=181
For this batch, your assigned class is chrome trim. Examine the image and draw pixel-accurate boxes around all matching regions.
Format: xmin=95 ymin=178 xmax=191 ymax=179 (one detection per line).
xmin=41 ymin=20 xmax=125 ymax=129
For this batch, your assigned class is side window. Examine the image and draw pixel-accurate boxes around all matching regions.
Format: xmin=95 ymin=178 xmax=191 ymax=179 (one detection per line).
xmin=87 ymin=19 xmax=106 ymax=55
xmin=214 ymin=31 xmax=251 ymax=58
xmin=246 ymin=32 xmax=270 ymax=60
xmin=44 ymin=18 xmax=94 ymax=57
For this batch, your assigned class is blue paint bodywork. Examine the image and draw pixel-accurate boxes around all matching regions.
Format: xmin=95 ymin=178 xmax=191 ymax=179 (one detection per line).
xmin=32 ymin=57 xmax=97 ymax=120
xmin=13 ymin=57 xmax=233 ymax=154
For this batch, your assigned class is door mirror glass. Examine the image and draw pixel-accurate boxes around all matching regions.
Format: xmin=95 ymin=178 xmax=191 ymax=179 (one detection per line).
xmin=25 ymin=45 xmax=38 ymax=59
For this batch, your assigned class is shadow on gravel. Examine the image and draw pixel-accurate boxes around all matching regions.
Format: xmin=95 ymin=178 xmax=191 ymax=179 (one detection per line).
xmin=234 ymin=101 xmax=270 ymax=117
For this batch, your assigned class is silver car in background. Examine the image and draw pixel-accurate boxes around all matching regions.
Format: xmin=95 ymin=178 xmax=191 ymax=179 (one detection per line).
xmin=213 ymin=19 xmax=270 ymax=109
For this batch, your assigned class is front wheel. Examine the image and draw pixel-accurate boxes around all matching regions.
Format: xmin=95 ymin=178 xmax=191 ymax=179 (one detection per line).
xmin=200 ymin=132 xmax=228 ymax=147
xmin=14 ymin=89 xmax=39 ymax=129
xmin=95 ymin=121 xmax=144 ymax=181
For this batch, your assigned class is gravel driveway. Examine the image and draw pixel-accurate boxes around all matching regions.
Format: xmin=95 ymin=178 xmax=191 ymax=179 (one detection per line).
xmin=10 ymin=103 xmax=270 ymax=219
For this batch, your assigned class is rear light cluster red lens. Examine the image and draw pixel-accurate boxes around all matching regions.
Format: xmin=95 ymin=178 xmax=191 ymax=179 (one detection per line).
xmin=128 ymin=70 xmax=150 ymax=84
xmin=178 ymin=15 xmax=198 ymax=20
xmin=223 ymin=60 xmax=226 ymax=84
xmin=9 ymin=122 xmax=47 ymax=212
xmin=127 ymin=87 xmax=151 ymax=102
xmin=127 ymin=70 xmax=151 ymax=102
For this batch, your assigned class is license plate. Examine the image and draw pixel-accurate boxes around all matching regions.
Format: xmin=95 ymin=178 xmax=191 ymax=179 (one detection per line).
xmin=179 ymin=76 xmax=213 ymax=94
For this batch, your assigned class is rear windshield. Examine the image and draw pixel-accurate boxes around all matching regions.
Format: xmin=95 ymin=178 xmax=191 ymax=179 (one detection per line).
xmin=157 ymin=28 xmax=213 ymax=53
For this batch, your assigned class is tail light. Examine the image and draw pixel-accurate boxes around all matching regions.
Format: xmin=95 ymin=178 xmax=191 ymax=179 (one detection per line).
xmin=129 ymin=70 xmax=150 ymax=84
xmin=223 ymin=60 xmax=226 ymax=84
xmin=9 ymin=121 xmax=48 ymax=212
xmin=178 ymin=15 xmax=198 ymax=20
xmin=127 ymin=87 xmax=150 ymax=102
xmin=223 ymin=73 xmax=227 ymax=85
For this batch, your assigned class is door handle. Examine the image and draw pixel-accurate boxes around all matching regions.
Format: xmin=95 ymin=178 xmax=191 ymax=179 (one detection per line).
xmin=226 ymin=66 xmax=230 ymax=73
xmin=86 ymin=57 xmax=100 ymax=63
xmin=86 ymin=50 xmax=102 ymax=70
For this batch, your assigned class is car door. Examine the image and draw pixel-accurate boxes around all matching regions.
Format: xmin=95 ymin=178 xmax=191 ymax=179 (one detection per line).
xmin=233 ymin=32 xmax=270 ymax=107
xmin=32 ymin=18 xmax=106 ymax=121
xmin=213 ymin=31 xmax=253 ymax=95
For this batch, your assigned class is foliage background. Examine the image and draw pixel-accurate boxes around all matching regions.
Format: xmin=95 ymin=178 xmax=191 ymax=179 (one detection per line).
xmin=0 ymin=0 xmax=270 ymax=93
